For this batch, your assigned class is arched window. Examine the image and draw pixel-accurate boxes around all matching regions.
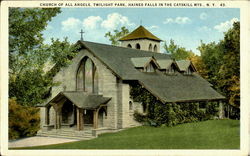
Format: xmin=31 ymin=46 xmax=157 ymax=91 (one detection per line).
xmin=76 ymin=57 xmax=98 ymax=93
xmin=93 ymin=67 xmax=98 ymax=93
xmin=149 ymin=44 xmax=152 ymax=51
xmin=129 ymin=101 xmax=133 ymax=110
xmin=136 ymin=43 xmax=141 ymax=50
xmin=76 ymin=63 xmax=84 ymax=91
xmin=84 ymin=58 xmax=94 ymax=92
xmin=154 ymin=45 xmax=157 ymax=52
xmin=127 ymin=44 xmax=132 ymax=48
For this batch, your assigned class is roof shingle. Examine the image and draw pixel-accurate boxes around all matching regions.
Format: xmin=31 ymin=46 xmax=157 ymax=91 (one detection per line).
xmin=78 ymin=41 xmax=225 ymax=102
xmin=119 ymin=25 xmax=162 ymax=41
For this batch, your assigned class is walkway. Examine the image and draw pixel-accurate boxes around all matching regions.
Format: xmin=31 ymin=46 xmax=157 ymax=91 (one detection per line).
xmin=9 ymin=136 xmax=80 ymax=148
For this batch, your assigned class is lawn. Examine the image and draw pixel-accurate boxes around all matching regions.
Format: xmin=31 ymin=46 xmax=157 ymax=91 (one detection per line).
xmin=16 ymin=119 xmax=240 ymax=149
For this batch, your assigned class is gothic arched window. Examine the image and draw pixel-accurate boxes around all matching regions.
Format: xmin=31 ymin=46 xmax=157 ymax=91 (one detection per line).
xmin=76 ymin=62 xmax=84 ymax=91
xmin=154 ymin=45 xmax=157 ymax=52
xmin=76 ymin=57 xmax=98 ymax=93
xmin=127 ymin=44 xmax=132 ymax=48
xmin=136 ymin=43 xmax=141 ymax=50
xmin=84 ymin=58 xmax=94 ymax=92
xmin=149 ymin=44 xmax=152 ymax=51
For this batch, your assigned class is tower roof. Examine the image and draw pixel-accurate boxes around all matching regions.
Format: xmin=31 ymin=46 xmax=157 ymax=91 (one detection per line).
xmin=119 ymin=25 xmax=162 ymax=42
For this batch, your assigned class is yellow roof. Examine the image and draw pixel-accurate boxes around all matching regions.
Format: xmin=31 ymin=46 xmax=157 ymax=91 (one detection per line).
xmin=119 ymin=25 xmax=162 ymax=41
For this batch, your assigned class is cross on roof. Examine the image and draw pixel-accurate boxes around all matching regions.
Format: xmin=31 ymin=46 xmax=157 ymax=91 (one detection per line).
xmin=80 ymin=29 xmax=85 ymax=41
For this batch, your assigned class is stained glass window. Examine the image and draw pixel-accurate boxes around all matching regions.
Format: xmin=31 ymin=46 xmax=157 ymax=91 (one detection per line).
xmin=84 ymin=58 xmax=93 ymax=93
xmin=93 ymin=67 xmax=98 ymax=94
xmin=76 ymin=64 xmax=84 ymax=91
xmin=77 ymin=57 xmax=98 ymax=93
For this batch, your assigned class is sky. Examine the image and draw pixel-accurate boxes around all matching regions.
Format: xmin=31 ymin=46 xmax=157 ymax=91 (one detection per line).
xmin=42 ymin=8 xmax=240 ymax=55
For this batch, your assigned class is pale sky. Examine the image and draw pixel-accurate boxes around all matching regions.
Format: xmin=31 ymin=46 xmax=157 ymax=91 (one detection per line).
xmin=42 ymin=8 xmax=240 ymax=55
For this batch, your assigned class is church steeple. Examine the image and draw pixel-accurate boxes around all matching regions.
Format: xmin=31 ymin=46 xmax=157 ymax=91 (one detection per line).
xmin=119 ymin=25 xmax=161 ymax=53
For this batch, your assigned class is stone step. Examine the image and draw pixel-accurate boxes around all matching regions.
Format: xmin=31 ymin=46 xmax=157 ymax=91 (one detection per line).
xmin=39 ymin=131 xmax=92 ymax=134
xmin=49 ymin=130 xmax=92 ymax=133
xmin=38 ymin=132 xmax=93 ymax=137
xmin=37 ymin=134 xmax=96 ymax=140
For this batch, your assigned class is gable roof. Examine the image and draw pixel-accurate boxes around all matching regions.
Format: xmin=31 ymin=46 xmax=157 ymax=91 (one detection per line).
xmin=131 ymin=57 xmax=152 ymax=68
xmin=131 ymin=56 xmax=160 ymax=69
xmin=176 ymin=60 xmax=197 ymax=72
xmin=77 ymin=40 xmax=171 ymax=80
xmin=76 ymin=41 xmax=225 ymax=102
xmin=40 ymin=91 xmax=111 ymax=108
xmin=119 ymin=25 xmax=162 ymax=41
xmin=156 ymin=59 xmax=180 ymax=71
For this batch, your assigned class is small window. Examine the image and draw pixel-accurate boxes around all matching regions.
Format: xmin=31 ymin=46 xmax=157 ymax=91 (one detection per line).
xmin=149 ymin=44 xmax=152 ymax=51
xmin=129 ymin=101 xmax=133 ymax=110
xmin=142 ymin=103 xmax=147 ymax=113
xmin=136 ymin=43 xmax=141 ymax=50
xmin=154 ymin=45 xmax=157 ymax=52
xmin=127 ymin=44 xmax=132 ymax=48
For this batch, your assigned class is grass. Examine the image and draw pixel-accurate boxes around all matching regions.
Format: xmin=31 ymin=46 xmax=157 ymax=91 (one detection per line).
xmin=14 ymin=119 xmax=240 ymax=149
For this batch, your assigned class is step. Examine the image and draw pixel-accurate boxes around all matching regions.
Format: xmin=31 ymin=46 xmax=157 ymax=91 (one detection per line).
xmin=37 ymin=134 xmax=96 ymax=140
xmin=38 ymin=132 xmax=93 ymax=137
xmin=37 ymin=131 xmax=94 ymax=138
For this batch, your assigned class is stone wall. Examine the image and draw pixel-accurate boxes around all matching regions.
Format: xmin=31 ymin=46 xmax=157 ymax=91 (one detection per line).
xmin=41 ymin=48 xmax=119 ymax=130
xmin=120 ymin=39 xmax=160 ymax=53
xmin=128 ymin=99 xmax=143 ymax=127
xmin=117 ymin=82 xmax=130 ymax=128
xmin=40 ymin=107 xmax=45 ymax=128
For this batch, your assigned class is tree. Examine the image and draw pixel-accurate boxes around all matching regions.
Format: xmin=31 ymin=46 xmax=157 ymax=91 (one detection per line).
xmin=8 ymin=8 xmax=81 ymax=139
xmin=188 ymin=53 xmax=208 ymax=78
xmin=9 ymin=8 xmax=61 ymax=75
xmin=219 ymin=22 xmax=240 ymax=108
xmin=198 ymin=22 xmax=240 ymax=109
xmin=9 ymin=8 xmax=61 ymax=106
xmin=9 ymin=8 xmax=79 ymax=106
xmin=104 ymin=26 xmax=130 ymax=46
xmin=163 ymin=39 xmax=193 ymax=60
xmin=9 ymin=37 xmax=79 ymax=106
xmin=198 ymin=41 xmax=224 ymax=87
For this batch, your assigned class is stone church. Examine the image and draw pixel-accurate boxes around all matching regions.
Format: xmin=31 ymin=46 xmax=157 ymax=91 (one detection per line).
xmin=38 ymin=26 xmax=225 ymax=139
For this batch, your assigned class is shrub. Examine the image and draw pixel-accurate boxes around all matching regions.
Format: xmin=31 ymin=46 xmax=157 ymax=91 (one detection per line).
xmin=133 ymin=111 xmax=147 ymax=123
xmin=9 ymin=98 xmax=40 ymax=140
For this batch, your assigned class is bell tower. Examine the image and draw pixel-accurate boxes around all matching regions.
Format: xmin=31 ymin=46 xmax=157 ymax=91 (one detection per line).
xmin=119 ymin=25 xmax=162 ymax=53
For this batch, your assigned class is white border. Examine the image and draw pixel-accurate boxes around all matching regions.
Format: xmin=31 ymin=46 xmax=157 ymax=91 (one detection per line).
xmin=1 ymin=1 xmax=249 ymax=156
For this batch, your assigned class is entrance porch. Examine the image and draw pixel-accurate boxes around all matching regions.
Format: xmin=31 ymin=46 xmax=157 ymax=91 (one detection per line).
xmin=41 ymin=91 xmax=111 ymax=132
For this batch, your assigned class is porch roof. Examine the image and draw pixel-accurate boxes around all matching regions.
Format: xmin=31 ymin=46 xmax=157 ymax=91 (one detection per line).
xmin=40 ymin=91 xmax=111 ymax=109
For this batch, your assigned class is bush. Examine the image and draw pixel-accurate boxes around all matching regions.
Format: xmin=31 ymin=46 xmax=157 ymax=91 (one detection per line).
xmin=9 ymin=98 xmax=40 ymax=140
xmin=133 ymin=111 xmax=147 ymax=123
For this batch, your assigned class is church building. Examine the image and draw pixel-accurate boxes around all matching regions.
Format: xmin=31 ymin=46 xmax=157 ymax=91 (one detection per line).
xmin=37 ymin=26 xmax=225 ymax=139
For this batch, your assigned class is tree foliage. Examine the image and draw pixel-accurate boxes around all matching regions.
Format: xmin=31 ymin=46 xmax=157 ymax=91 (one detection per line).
xmin=163 ymin=39 xmax=194 ymax=60
xmin=187 ymin=53 xmax=208 ymax=78
xmin=104 ymin=26 xmax=130 ymax=46
xmin=9 ymin=8 xmax=80 ymax=139
xmin=9 ymin=8 xmax=79 ymax=106
xmin=9 ymin=8 xmax=61 ymax=74
xmin=198 ymin=22 xmax=240 ymax=108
